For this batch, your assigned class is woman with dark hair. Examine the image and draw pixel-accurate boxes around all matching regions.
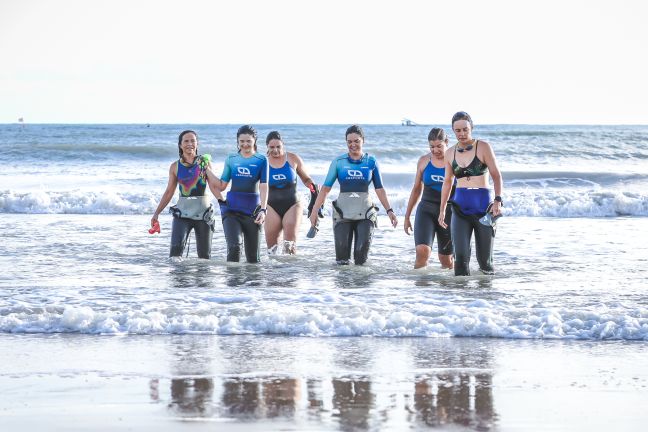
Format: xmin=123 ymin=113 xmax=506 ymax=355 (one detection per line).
xmin=206 ymin=125 xmax=269 ymax=263
xmin=439 ymin=112 xmax=504 ymax=275
xmin=265 ymin=130 xmax=321 ymax=255
xmin=151 ymin=130 xmax=220 ymax=259
xmin=308 ymin=125 xmax=398 ymax=265
xmin=404 ymin=127 xmax=454 ymax=269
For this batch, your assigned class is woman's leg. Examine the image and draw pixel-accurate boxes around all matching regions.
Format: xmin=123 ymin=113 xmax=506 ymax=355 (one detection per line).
xmin=170 ymin=217 xmax=192 ymax=257
xmin=450 ymin=211 xmax=473 ymax=276
xmin=473 ymin=222 xmax=495 ymax=274
xmin=413 ymin=202 xmax=435 ymax=269
xmin=334 ymin=220 xmax=354 ymax=265
xmin=281 ymin=202 xmax=302 ymax=254
xmin=353 ymin=220 xmax=374 ymax=265
xmin=241 ymin=215 xmax=262 ymax=263
xmin=193 ymin=220 xmax=213 ymax=259
xmin=264 ymin=206 xmax=283 ymax=251
xmin=222 ymin=214 xmax=243 ymax=262
xmin=435 ymin=206 xmax=454 ymax=269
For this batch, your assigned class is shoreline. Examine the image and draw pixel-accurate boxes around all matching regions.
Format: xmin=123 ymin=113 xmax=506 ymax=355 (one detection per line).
xmin=1 ymin=334 xmax=647 ymax=431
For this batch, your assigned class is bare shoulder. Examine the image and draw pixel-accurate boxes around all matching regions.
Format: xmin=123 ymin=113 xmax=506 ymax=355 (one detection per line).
xmin=287 ymin=151 xmax=303 ymax=166
xmin=417 ymin=153 xmax=430 ymax=169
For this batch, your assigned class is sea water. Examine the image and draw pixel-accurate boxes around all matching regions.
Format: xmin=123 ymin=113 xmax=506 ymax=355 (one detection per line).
xmin=2 ymin=124 xmax=648 ymax=430
xmin=1 ymin=123 xmax=647 ymax=339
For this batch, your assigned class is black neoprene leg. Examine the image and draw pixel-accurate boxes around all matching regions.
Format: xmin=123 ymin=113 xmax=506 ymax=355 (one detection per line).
xmin=473 ymin=222 xmax=494 ymax=273
xmin=353 ymin=220 xmax=374 ymax=265
xmin=170 ymin=217 xmax=192 ymax=257
xmin=240 ymin=216 xmax=261 ymax=263
xmin=193 ymin=220 xmax=213 ymax=259
xmin=222 ymin=214 xmax=243 ymax=262
xmin=450 ymin=211 xmax=474 ymax=276
xmin=334 ymin=220 xmax=354 ymax=264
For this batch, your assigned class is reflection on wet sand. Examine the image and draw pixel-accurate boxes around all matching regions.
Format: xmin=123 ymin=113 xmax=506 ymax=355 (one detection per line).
xmin=221 ymin=377 xmax=300 ymax=419
xmin=152 ymin=336 xmax=497 ymax=429
xmin=155 ymin=372 xmax=494 ymax=430
xmin=410 ymin=373 xmax=494 ymax=430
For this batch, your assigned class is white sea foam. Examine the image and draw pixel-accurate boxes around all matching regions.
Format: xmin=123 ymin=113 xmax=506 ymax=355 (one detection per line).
xmin=2 ymin=303 xmax=647 ymax=340
xmin=3 ymin=188 xmax=647 ymax=217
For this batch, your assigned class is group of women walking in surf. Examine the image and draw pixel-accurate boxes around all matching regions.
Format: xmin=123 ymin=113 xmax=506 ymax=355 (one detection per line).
xmin=151 ymin=112 xmax=503 ymax=276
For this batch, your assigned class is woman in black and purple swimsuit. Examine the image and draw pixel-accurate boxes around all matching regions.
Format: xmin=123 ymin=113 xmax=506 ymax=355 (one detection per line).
xmin=439 ymin=112 xmax=504 ymax=276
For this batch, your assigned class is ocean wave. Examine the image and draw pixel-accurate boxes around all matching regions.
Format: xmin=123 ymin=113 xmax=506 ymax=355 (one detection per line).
xmin=1 ymin=304 xmax=646 ymax=340
xmin=2 ymin=188 xmax=648 ymax=217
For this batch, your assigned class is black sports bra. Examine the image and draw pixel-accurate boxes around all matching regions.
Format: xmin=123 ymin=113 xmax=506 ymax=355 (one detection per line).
xmin=452 ymin=140 xmax=488 ymax=179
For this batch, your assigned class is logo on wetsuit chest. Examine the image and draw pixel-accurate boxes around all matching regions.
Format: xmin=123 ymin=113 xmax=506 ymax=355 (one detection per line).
xmin=272 ymin=174 xmax=287 ymax=181
xmin=346 ymin=169 xmax=364 ymax=179
xmin=237 ymin=167 xmax=252 ymax=176
xmin=430 ymin=174 xmax=444 ymax=183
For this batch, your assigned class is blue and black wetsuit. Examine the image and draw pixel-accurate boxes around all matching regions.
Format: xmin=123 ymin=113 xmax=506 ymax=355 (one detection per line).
xmin=449 ymin=140 xmax=494 ymax=275
xmin=170 ymin=156 xmax=213 ymax=259
xmin=323 ymin=153 xmax=384 ymax=265
xmin=268 ymin=157 xmax=299 ymax=218
xmin=219 ymin=152 xmax=268 ymax=263
xmin=414 ymin=160 xmax=453 ymax=255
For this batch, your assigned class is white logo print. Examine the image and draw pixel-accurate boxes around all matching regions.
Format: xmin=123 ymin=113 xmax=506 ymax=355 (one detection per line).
xmin=237 ymin=167 xmax=251 ymax=176
xmin=347 ymin=169 xmax=363 ymax=178
xmin=272 ymin=174 xmax=287 ymax=181
xmin=430 ymin=174 xmax=444 ymax=183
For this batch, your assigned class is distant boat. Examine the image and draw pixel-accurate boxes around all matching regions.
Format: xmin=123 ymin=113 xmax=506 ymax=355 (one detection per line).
xmin=401 ymin=118 xmax=419 ymax=126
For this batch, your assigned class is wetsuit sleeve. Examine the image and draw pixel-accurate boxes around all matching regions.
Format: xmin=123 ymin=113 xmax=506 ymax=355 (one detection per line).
xmin=221 ymin=155 xmax=232 ymax=182
xmin=323 ymin=158 xmax=339 ymax=187
xmin=371 ymin=158 xmax=385 ymax=189
xmin=259 ymin=155 xmax=268 ymax=184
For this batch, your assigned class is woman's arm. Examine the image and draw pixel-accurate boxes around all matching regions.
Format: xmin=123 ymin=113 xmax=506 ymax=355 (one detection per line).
xmin=438 ymin=149 xmax=455 ymax=229
xmin=205 ymin=162 xmax=225 ymax=201
xmin=151 ymin=162 xmax=178 ymax=226
xmin=482 ymin=141 xmax=503 ymax=216
xmin=404 ymin=156 xmax=426 ymax=235
xmin=255 ymin=182 xmax=269 ymax=224
xmin=309 ymin=185 xmax=331 ymax=227
xmin=375 ymin=188 xmax=398 ymax=228
xmin=204 ymin=165 xmax=228 ymax=191
xmin=292 ymin=153 xmax=315 ymax=187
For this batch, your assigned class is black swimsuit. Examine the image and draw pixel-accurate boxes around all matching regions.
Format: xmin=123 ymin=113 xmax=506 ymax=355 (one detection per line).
xmin=452 ymin=140 xmax=488 ymax=179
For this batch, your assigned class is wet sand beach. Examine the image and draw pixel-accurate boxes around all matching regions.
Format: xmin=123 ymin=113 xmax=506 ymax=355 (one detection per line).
xmin=1 ymin=334 xmax=647 ymax=431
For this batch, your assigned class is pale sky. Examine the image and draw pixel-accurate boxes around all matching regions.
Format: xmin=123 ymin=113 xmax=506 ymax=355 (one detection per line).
xmin=1 ymin=0 xmax=647 ymax=124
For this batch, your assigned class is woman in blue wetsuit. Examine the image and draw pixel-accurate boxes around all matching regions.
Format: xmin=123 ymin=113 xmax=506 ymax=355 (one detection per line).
xmin=265 ymin=131 xmax=320 ymax=255
xmin=439 ymin=112 xmax=503 ymax=275
xmin=308 ymin=125 xmax=398 ymax=265
xmin=404 ymin=128 xmax=455 ymax=269
xmin=206 ymin=125 xmax=269 ymax=263
xmin=151 ymin=130 xmax=221 ymax=259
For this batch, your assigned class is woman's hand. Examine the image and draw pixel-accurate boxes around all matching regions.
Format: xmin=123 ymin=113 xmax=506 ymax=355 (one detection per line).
xmin=491 ymin=201 xmax=502 ymax=216
xmin=254 ymin=210 xmax=266 ymax=225
xmin=438 ymin=207 xmax=448 ymax=229
xmin=309 ymin=209 xmax=319 ymax=228
xmin=404 ymin=216 xmax=412 ymax=235
xmin=388 ymin=211 xmax=398 ymax=228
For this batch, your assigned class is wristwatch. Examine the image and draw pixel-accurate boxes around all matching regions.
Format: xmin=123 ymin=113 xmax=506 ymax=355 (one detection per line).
xmin=494 ymin=196 xmax=503 ymax=205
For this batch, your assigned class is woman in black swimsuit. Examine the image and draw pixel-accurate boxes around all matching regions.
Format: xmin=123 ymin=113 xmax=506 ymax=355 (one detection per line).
xmin=265 ymin=131 xmax=320 ymax=255
xmin=439 ymin=112 xmax=504 ymax=275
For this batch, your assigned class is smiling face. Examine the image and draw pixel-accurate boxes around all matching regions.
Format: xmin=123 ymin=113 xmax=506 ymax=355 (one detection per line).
xmin=180 ymin=132 xmax=198 ymax=160
xmin=266 ymin=138 xmax=284 ymax=159
xmin=429 ymin=139 xmax=447 ymax=160
xmin=346 ymin=133 xmax=364 ymax=159
xmin=238 ymin=133 xmax=256 ymax=155
xmin=452 ymin=120 xmax=473 ymax=145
